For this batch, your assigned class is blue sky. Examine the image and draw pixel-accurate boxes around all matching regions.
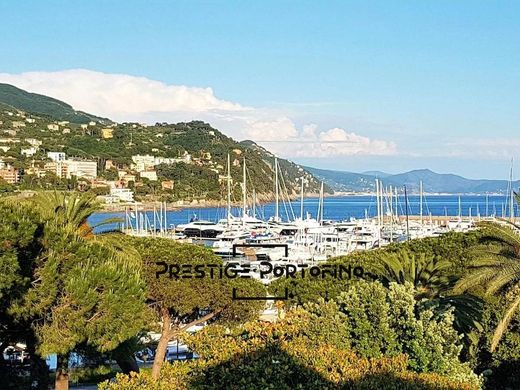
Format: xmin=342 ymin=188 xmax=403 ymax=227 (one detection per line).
xmin=1 ymin=0 xmax=519 ymax=179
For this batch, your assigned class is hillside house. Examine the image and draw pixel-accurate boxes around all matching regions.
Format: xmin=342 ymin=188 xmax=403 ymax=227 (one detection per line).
xmin=101 ymin=128 xmax=114 ymax=139
xmin=12 ymin=121 xmax=26 ymax=128
xmin=140 ymin=170 xmax=158 ymax=181
xmin=47 ymin=124 xmax=59 ymax=131
xmin=161 ymin=180 xmax=174 ymax=190
xmin=105 ymin=160 xmax=115 ymax=170
xmin=21 ymin=147 xmax=38 ymax=157
xmin=47 ymin=152 xmax=66 ymax=162
xmin=0 ymin=167 xmax=20 ymax=184
xmin=65 ymin=160 xmax=98 ymax=179
xmin=131 ymin=154 xmax=155 ymax=171
xmin=106 ymin=188 xmax=134 ymax=203
xmin=43 ymin=162 xmax=68 ymax=178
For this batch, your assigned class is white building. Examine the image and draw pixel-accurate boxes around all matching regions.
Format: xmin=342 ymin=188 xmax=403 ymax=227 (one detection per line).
xmin=47 ymin=124 xmax=59 ymax=131
xmin=154 ymin=156 xmax=177 ymax=165
xmin=106 ymin=188 xmax=134 ymax=203
xmin=65 ymin=160 xmax=97 ymax=179
xmin=43 ymin=162 xmax=67 ymax=178
xmin=140 ymin=170 xmax=158 ymax=181
xmin=21 ymin=147 xmax=38 ymax=157
xmin=131 ymin=154 xmax=156 ymax=172
xmin=47 ymin=152 xmax=66 ymax=162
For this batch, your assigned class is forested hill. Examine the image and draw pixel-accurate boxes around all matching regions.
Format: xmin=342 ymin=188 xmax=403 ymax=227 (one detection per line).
xmin=0 ymin=85 xmax=325 ymax=200
xmin=0 ymin=83 xmax=109 ymax=124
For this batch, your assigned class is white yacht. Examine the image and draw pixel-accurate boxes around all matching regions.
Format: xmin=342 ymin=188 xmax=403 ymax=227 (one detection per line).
xmin=176 ymin=220 xmax=225 ymax=239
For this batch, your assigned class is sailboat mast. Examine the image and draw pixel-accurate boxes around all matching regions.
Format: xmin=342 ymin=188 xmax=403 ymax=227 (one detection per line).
xmin=300 ymin=177 xmax=304 ymax=220
xmin=242 ymin=158 xmax=247 ymax=227
xmin=509 ymin=158 xmax=514 ymax=222
xmin=420 ymin=180 xmax=423 ymax=225
xmin=275 ymin=157 xmax=279 ymax=221
xmin=389 ymin=185 xmax=394 ymax=243
xmin=404 ymin=185 xmax=410 ymax=241
xmin=164 ymin=201 xmax=167 ymax=233
xmin=319 ymin=181 xmax=324 ymax=224
xmin=153 ymin=204 xmax=156 ymax=237
xmin=395 ymin=187 xmax=399 ymax=219
xmin=375 ymin=179 xmax=381 ymax=227
xmin=227 ymin=154 xmax=231 ymax=227
xmin=380 ymin=183 xmax=384 ymax=225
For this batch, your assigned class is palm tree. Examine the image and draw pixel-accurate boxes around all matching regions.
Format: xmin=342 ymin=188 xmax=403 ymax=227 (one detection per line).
xmin=26 ymin=192 xmax=143 ymax=390
xmin=375 ymin=249 xmax=483 ymax=342
xmin=374 ymin=249 xmax=451 ymax=300
xmin=31 ymin=191 xmax=139 ymax=266
xmin=455 ymin=219 xmax=520 ymax=351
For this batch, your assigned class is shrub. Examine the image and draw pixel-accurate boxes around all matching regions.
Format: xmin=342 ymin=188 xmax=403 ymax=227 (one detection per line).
xmin=101 ymin=283 xmax=481 ymax=389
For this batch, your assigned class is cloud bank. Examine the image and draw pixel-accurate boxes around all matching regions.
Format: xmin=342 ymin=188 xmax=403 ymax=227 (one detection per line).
xmin=0 ymin=69 xmax=396 ymax=158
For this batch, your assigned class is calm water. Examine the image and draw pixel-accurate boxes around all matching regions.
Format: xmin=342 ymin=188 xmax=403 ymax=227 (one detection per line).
xmin=89 ymin=195 xmax=518 ymax=232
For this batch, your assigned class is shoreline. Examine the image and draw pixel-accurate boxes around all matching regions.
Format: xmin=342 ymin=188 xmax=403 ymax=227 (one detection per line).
xmin=99 ymin=192 xmax=511 ymax=213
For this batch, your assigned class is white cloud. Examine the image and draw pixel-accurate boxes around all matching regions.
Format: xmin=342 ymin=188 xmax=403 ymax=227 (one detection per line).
xmin=254 ymin=125 xmax=397 ymax=158
xmin=0 ymin=69 xmax=397 ymax=158
xmin=0 ymin=69 xmax=245 ymax=119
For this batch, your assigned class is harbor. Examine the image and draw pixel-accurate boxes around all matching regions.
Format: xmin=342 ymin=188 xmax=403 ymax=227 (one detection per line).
xmin=87 ymin=157 xmax=520 ymax=285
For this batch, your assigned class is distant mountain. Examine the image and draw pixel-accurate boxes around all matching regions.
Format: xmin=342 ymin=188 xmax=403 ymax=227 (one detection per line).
xmin=362 ymin=170 xmax=391 ymax=178
xmin=0 ymin=83 xmax=109 ymax=124
xmin=305 ymin=167 xmax=520 ymax=194
xmin=304 ymin=166 xmax=376 ymax=193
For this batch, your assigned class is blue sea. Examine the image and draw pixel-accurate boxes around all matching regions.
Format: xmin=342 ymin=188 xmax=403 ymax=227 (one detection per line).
xmin=88 ymin=195 xmax=518 ymax=232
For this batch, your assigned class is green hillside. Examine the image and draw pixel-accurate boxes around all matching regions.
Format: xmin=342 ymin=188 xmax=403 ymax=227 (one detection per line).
xmin=0 ymin=89 xmax=324 ymax=201
xmin=0 ymin=83 xmax=109 ymax=124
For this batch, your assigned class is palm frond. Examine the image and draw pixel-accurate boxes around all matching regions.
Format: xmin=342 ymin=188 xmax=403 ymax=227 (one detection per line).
xmin=491 ymin=291 xmax=520 ymax=351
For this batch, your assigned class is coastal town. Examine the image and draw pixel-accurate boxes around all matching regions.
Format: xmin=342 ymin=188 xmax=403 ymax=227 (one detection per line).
xmin=0 ymin=106 xmax=298 ymax=206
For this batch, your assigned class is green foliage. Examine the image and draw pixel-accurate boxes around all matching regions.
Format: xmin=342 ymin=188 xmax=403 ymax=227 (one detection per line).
xmin=270 ymin=232 xmax=485 ymax=352
xmin=129 ymin=237 xmax=265 ymax=324
xmin=0 ymin=178 xmax=15 ymax=194
xmin=270 ymin=231 xmax=481 ymax=304
xmin=472 ymin=293 xmax=520 ymax=389
xmin=101 ymin=167 xmax=119 ymax=181
xmin=101 ymin=296 xmax=480 ymax=389
xmin=374 ymin=249 xmax=451 ymax=299
xmin=5 ymin=193 xmax=149 ymax=358
xmin=326 ymin=281 xmax=476 ymax=382
xmin=455 ymin=221 xmax=520 ymax=351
